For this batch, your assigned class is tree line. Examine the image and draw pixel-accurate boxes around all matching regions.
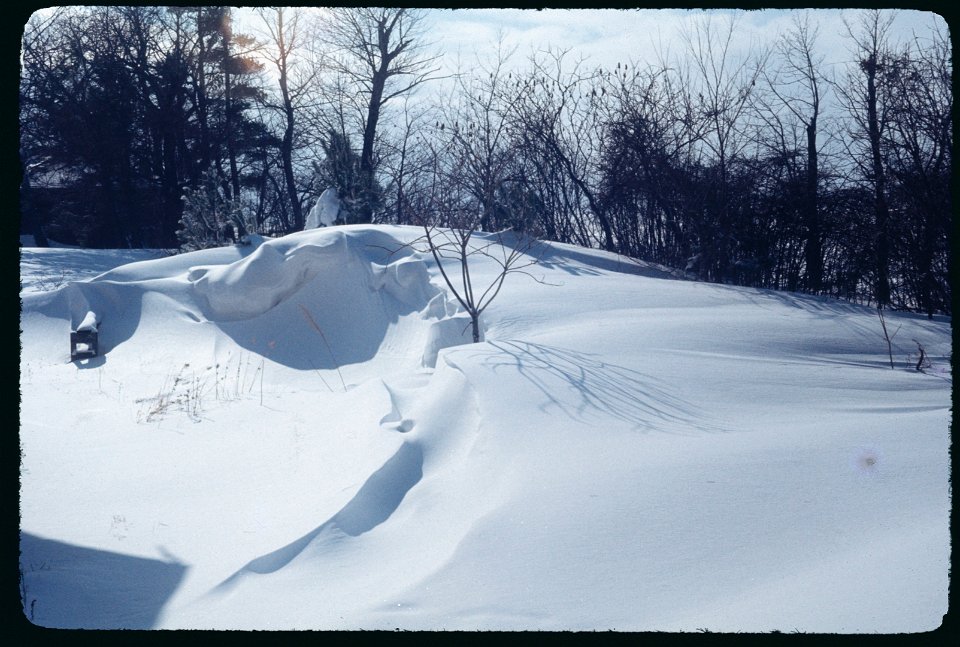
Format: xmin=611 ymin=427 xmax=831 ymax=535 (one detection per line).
xmin=19 ymin=8 xmax=951 ymax=315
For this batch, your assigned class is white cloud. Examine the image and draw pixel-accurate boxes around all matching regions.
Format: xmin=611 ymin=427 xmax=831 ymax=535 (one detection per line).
xmin=425 ymin=8 xmax=948 ymax=74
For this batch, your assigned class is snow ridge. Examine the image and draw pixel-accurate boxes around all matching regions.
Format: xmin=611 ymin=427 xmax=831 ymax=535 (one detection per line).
xmin=192 ymin=354 xmax=488 ymax=628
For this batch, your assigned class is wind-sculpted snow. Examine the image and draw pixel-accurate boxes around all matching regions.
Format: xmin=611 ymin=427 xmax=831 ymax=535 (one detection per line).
xmin=182 ymin=229 xmax=464 ymax=371
xmin=196 ymin=358 xmax=489 ymax=628
xmin=189 ymin=236 xmax=342 ymax=321
xmin=19 ymin=225 xmax=951 ymax=631
xmin=20 ymin=227 xmax=466 ymax=371
xmin=216 ymin=441 xmax=424 ymax=583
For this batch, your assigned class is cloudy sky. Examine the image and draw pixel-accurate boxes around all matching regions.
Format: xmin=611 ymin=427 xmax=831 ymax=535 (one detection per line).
xmin=425 ymin=8 xmax=947 ymax=73
xmin=28 ymin=7 xmax=947 ymax=104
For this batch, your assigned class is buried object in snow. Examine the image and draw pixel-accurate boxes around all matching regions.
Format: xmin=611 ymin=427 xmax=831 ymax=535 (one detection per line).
xmin=70 ymin=311 xmax=99 ymax=360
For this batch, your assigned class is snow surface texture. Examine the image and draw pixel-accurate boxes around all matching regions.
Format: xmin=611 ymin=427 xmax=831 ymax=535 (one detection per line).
xmin=19 ymin=225 xmax=951 ymax=631
xmin=19 ymin=247 xmax=168 ymax=294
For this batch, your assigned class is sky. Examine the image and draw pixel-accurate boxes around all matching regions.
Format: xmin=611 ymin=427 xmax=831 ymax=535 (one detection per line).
xmin=424 ymin=8 xmax=948 ymax=73
xmin=22 ymin=6 xmax=950 ymax=145
xmin=29 ymin=7 xmax=946 ymax=82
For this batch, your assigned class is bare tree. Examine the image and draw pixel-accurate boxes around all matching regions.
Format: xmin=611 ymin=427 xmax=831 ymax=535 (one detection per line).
xmin=257 ymin=7 xmax=322 ymax=231
xmin=379 ymin=97 xmax=433 ymax=226
xmin=515 ymin=48 xmax=615 ymax=252
xmin=883 ymin=21 xmax=952 ymax=316
xmin=763 ymin=12 xmax=828 ymax=293
xmin=679 ymin=13 xmax=768 ymax=282
xmin=324 ymin=8 xmax=441 ymax=223
xmin=600 ymin=59 xmax=704 ymax=265
xmin=219 ymin=11 xmax=263 ymax=202
xmin=407 ymin=148 xmax=544 ymax=344
xmin=442 ymin=38 xmax=526 ymax=232
xmin=836 ymin=9 xmax=897 ymax=307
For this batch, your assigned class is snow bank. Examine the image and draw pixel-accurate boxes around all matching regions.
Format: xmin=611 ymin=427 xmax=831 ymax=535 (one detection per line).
xmin=421 ymin=314 xmax=476 ymax=367
xmin=20 ymin=226 xmax=468 ymax=376
xmin=19 ymin=224 xmax=951 ymax=632
xmin=188 ymin=239 xmax=331 ymax=321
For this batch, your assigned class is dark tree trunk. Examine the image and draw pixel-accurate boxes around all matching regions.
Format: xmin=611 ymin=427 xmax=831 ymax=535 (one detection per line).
xmin=804 ymin=119 xmax=823 ymax=293
xmin=865 ymin=55 xmax=891 ymax=306
xmin=224 ymin=61 xmax=241 ymax=201
xmin=278 ymin=61 xmax=302 ymax=230
xmin=358 ymin=66 xmax=388 ymax=224
xmin=196 ymin=19 xmax=210 ymax=174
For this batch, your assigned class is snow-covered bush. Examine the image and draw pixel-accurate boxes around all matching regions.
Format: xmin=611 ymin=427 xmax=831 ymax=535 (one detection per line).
xmin=304 ymin=188 xmax=341 ymax=229
xmin=312 ymin=130 xmax=382 ymax=225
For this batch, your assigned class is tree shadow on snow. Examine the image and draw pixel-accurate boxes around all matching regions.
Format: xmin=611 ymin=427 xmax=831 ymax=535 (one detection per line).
xmin=712 ymin=282 xmax=951 ymax=330
xmin=20 ymin=248 xmax=168 ymax=292
xmin=706 ymin=284 xmax=951 ymax=369
xmin=495 ymin=231 xmax=680 ymax=280
xmin=481 ymin=341 xmax=725 ymax=435
xmin=18 ymin=532 xmax=186 ymax=629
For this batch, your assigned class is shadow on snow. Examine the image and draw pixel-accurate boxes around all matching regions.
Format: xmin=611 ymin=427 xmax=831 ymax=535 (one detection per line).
xmin=214 ymin=442 xmax=423 ymax=590
xmin=18 ymin=532 xmax=187 ymax=629
xmin=478 ymin=340 xmax=725 ymax=435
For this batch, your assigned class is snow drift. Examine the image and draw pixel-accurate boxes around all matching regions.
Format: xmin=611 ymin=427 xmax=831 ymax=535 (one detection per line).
xmin=21 ymin=227 xmax=466 ymax=375
xmin=19 ymin=225 xmax=951 ymax=632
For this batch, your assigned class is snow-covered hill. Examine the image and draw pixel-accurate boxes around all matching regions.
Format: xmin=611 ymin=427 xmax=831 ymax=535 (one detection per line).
xmin=19 ymin=225 xmax=951 ymax=631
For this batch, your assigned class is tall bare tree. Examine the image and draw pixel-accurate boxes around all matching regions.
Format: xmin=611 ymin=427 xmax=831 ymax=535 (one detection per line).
xmin=680 ymin=13 xmax=766 ymax=282
xmin=442 ymin=39 xmax=526 ymax=232
xmin=836 ymin=9 xmax=897 ymax=307
xmin=257 ymin=7 xmax=321 ymax=231
xmin=379 ymin=97 xmax=433 ymax=226
xmin=324 ymin=8 xmax=440 ymax=223
xmin=600 ymin=59 xmax=705 ymax=265
xmin=515 ymin=49 xmax=615 ymax=251
xmin=883 ymin=21 xmax=952 ymax=315
xmin=764 ymin=12 xmax=828 ymax=293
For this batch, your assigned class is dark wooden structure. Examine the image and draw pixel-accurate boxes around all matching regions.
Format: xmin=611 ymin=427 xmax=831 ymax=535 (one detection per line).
xmin=70 ymin=312 xmax=99 ymax=360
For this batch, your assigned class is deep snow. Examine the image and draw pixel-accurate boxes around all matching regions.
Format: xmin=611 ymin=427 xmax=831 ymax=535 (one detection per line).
xmin=19 ymin=225 xmax=951 ymax=631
